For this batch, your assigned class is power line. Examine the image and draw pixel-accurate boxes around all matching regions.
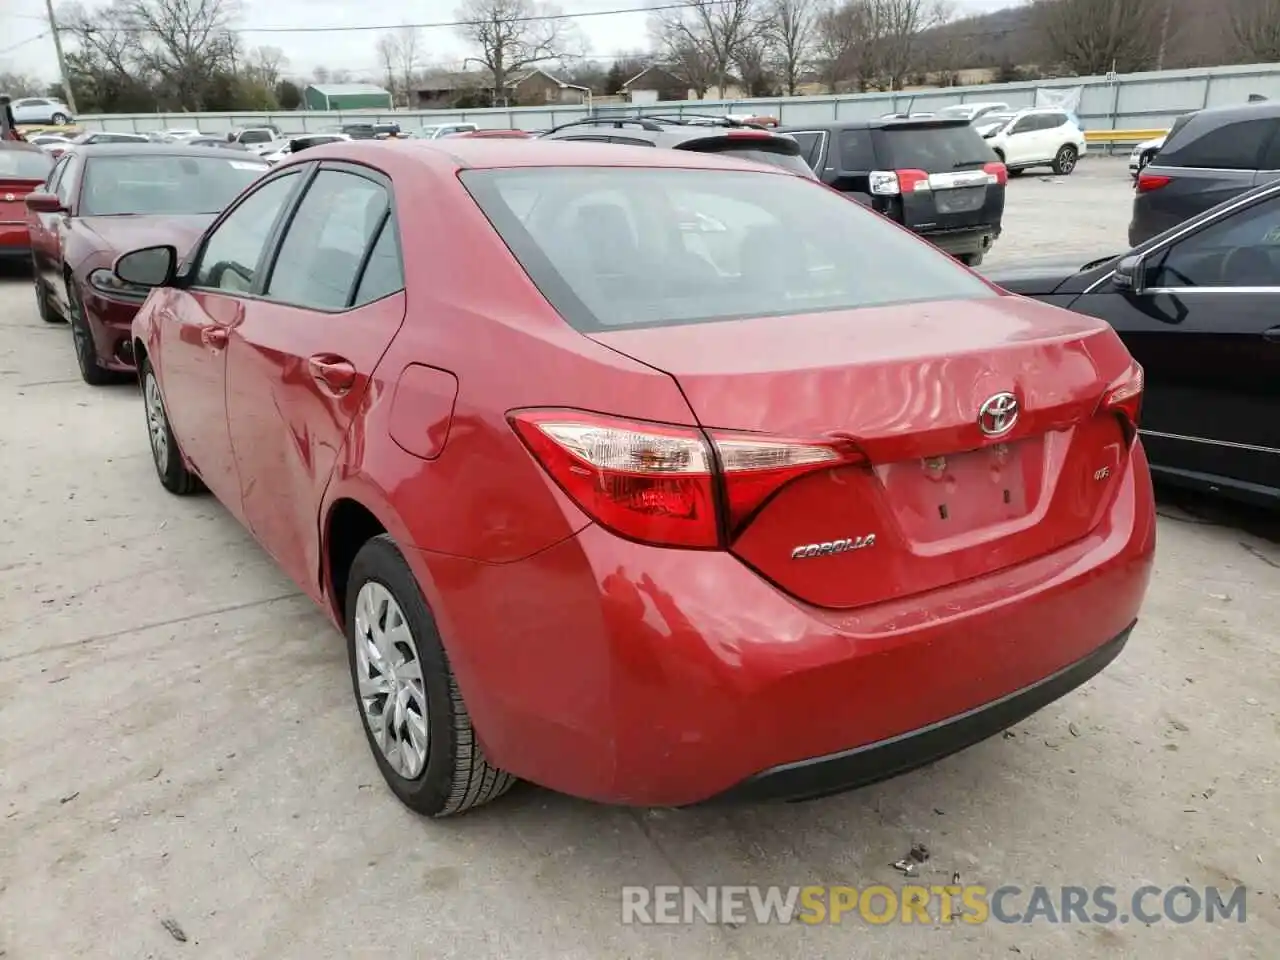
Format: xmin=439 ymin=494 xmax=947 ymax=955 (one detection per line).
xmin=0 ymin=31 xmax=49 ymax=56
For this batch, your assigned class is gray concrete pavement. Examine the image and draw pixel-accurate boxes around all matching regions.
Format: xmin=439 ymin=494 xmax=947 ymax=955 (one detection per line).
xmin=1 ymin=157 xmax=1277 ymax=958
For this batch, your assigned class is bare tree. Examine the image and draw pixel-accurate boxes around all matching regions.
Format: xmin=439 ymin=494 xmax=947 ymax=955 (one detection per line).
xmin=246 ymin=45 xmax=286 ymax=89
xmin=1034 ymin=0 xmax=1165 ymax=75
xmin=375 ymin=33 xmax=398 ymax=99
xmin=1229 ymin=0 xmax=1280 ymax=61
xmin=764 ymin=0 xmax=817 ymax=95
xmin=814 ymin=0 xmax=883 ymax=92
xmin=454 ymin=0 xmax=576 ymax=103
xmin=396 ymin=26 xmax=422 ymax=105
xmin=652 ymin=0 xmax=760 ymax=97
xmin=122 ymin=0 xmax=242 ymax=109
xmin=876 ymin=0 xmax=943 ymax=89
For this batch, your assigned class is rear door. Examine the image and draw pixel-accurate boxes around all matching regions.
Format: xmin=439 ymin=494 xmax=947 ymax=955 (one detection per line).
xmin=224 ymin=163 xmax=407 ymax=597
xmin=874 ymin=122 xmax=1003 ymax=231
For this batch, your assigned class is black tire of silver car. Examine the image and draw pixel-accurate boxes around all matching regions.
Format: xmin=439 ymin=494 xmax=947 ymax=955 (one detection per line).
xmin=345 ymin=534 xmax=516 ymax=818
xmin=34 ymin=267 xmax=62 ymax=323
xmin=51 ymin=113 xmax=69 ymax=126
xmin=65 ymin=277 xmax=115 ymax=386
xmin=1053 ymin=145 xmax=1078 ymax=175
xmin=140 ymin=357 xmax=204 ymax=495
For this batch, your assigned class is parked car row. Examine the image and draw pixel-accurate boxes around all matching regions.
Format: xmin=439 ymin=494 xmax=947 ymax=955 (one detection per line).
xmin=1 ymin=119 xmax=1272 ymax=821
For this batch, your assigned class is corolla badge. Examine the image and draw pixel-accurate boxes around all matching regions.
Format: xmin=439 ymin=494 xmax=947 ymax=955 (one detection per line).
xmin=790 ymin=535 xmax=876 ymax=560
xmin=978 ymin=392 xmax=1019 ymax=437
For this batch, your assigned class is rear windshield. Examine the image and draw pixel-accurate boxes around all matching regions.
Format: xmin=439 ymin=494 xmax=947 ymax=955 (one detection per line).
xmin=675 ymin=137 xmax=815 ymax=178
xmin=460 ymin=167 xmax=996 ymax=331
xmin=0 ymin=147 xmax=54 ymax=180
xmin=239 ymin=129 xmax=274 ymax=144
xmin=81 ymin=154 xmax=269 ymax=216
xmin=1159 ymin=116 xmax=1276 ymax=169
xmin=877 ymin=124 xmax=996 ymax=170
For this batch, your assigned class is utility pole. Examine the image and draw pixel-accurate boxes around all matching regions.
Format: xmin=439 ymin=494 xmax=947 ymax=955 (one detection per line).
xmin=43 ymin=0 xmax=79 ymax=115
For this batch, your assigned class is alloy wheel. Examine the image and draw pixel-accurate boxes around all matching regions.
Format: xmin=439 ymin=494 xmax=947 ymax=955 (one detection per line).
xmin=1058 ymin=148 xmax=1077 ymax=174
xmin=353 ymin=581 xmax=430 ymax=780
xmin=144 ymin=373 xmax=168 ymax=470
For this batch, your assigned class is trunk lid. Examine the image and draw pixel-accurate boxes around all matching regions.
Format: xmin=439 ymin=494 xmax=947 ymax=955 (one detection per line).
xmin=0 ymin=177 xmax=43 ymax=223
xmin=590 ymin=295 xmax=1136 ymax=610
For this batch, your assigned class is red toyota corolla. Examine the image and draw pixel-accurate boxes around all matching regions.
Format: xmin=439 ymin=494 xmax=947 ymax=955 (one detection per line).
xmin=25 ymin=143 xmax=268 ymax=384
xmin=116 ymin=139 xmax=1155 ymax=817
xmin=0 ymin=141 xmax=53 ymax=263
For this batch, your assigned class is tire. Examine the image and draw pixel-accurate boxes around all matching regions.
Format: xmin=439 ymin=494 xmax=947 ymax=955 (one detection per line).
xmin=346 ymin=535 xmax=516 ymax=817
xmin=1053 ymin=144 xmax=1079 ymax=175
xmin=140 ymin=358 xmax=204 ymax=495
xmin=66 ymin=276 xmax=119 ymax=385
xmin=959 ymin=252 xmax=984 ymax=267
xmin=33 ymin=265 xmax=63 ymax=323
xmin=1007 ymin=167 xmax=1025 ymax=178
xmin=50 ymin=113 xmax=69 ymax=126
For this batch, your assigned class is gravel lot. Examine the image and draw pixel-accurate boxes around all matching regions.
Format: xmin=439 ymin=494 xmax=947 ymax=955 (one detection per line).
xmin=1 ymin=155 xmax=1276 ymax=959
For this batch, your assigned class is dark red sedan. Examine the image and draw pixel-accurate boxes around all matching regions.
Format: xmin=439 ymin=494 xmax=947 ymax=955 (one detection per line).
xmin=0 ymin=142 xmax=53 ymax=263
xmin=25 ymin=143 xmax=268 ymax=383
xmin=117 ymin=139 xmax=1155 ymax=817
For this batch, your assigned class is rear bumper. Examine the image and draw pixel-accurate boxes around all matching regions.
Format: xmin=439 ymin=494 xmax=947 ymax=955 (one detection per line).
xmin=0 ymin=222 xmax=31 ymax=258
xmin=706 ymin=622 xmax=1132 ymax=804
xmin=918 ymin=226 xmax=1000 ymax=257
xmin=412 ymin=441 xmax=1156 ymax=807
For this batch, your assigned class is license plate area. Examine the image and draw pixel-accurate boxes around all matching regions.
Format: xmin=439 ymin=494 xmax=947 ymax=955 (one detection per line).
xmin=933 ymin=186 xmax=985 ymax=214
xmin=875 ymin=440 xmax=1041 ymax=541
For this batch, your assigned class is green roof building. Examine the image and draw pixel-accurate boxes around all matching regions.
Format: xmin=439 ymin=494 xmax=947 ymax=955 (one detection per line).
xmin=302 ymin=83 xmax=394 ymax=112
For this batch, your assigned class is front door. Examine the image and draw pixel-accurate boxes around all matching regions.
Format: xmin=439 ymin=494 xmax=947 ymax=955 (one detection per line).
xmin=1070 ymin=191 xmax=1280 ymax=494
xmin=157 ymin=170 xmax=305 ymax=511
xmin=224 ymin=165 xmax=407 ymax=597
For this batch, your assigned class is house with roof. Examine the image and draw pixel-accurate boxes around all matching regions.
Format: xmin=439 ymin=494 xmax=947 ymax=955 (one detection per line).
xmin=302 ymin=83 xmax=394 ymax=112
xmin=511 ymin=68 xmax=592 ymax=106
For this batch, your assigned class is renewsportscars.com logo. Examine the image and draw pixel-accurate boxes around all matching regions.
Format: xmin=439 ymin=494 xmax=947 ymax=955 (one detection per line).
xmin=621 ymin=884 xmax=1249 ymax=926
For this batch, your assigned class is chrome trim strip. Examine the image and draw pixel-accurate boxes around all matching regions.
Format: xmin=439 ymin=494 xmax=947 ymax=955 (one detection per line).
xmin=1142 ymin=286 xmax=1279 ymax=294
xmin=1139 ymin=429 xmax=1280 ymax=455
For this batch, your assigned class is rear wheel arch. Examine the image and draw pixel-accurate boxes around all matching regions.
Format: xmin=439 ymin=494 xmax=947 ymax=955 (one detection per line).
xmin=324 ymin=497 xmax=389 ymax=623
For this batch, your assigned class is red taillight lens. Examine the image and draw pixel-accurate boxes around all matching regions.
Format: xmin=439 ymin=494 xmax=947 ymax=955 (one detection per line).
xmin=983 ymin=161 xmax=1008 ymax=185
xmin=1099 ymin=362 xmax=1144 ymax=446
xmin=1136 ymin=172 xmax=1171 ymax=193
xmin=510 ymin=411 xmax=866 ymax=548
xmin=895 ymin=168 xmax=930 ymax=193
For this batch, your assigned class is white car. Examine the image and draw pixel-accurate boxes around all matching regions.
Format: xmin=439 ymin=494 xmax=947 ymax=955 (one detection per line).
xmin=161 ymin=128 xmax=203 ymax=141
xmin=979 ymin=107 xmax=1088 ymax=176
xmin=420 ymin=122 xmax=479 ymax=139
xmin=26 ymin=133 xmax=73 ymax=152
xmin=9 ymin=97 xmax=74 ymax=126
xmin=1129 ymin=135 xmax=1166 ymax=177
xmin=939 ymin=102 xmax=1010 ymax=123
xmin=260 ymin=132 xmax=351 ymax=164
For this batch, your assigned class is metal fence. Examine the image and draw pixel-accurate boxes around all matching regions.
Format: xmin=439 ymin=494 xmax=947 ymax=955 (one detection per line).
xmin=73 ymin=61 xmax=1280 ymax=136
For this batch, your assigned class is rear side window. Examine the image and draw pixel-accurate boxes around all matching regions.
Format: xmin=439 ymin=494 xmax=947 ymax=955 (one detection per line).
xmin=460 ymin=167 xmax=996 ymax=332
xmin=838 ymin=130 xmax=875 ymax=170
xmin=787 ymin=131 xmax=825 ymax=169
xmin=875 ymin=125 xmax=995 ymax=171
xmin=1159 ymin=117 xmax=1277 ymax=170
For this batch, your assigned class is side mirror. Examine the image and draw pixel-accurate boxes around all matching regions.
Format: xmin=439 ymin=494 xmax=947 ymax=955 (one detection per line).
xmin=25 ymin=192 xmax=65 ymax=214
xmin=1113 ymin=253 xmax=1145 ymax=293
xmin=114 ymin=245 xmax=177 ymax=288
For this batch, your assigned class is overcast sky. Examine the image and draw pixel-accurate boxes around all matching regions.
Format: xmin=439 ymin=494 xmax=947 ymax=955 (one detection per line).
xmin=2 ymin=0 xmax=1016 ymax=87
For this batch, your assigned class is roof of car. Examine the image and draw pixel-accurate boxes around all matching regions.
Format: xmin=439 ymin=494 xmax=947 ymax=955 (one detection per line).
xmin=1177 ymin=100 xmax=1280 ymax=125
xmin=281 ymin=137 xmax=802 ymax=175
xmin=66 ymin=142 xmax=268 ymax=159
xmin=0 ymin=140 xmax=46 ymax=154
xmin=778 ymin=116 xmax=973 ymax=132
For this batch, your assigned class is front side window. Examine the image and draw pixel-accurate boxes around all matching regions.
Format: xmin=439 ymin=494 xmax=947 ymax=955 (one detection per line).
xmin=193 ymin=173 xmax=300 ymax=293
xmin=461 ymin=167 xmax=996 ymax=331
xmin=265 ymin=170 xmax=390 ymax=309
xmin=1144 ymin=194 xmax=1280 ymax=289
xmin=80 ymin=154 xmax=268 ymax=217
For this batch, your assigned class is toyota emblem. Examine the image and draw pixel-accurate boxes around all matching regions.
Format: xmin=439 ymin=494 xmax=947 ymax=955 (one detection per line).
xmin=978 ymin=392 xmax=1019 ymax=436
xmin=3 ymin=193 xmax=12 ymax=203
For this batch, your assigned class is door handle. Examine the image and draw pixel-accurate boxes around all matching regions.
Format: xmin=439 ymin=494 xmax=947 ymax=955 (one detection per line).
xmin=200 ymin=326 xmax=229 ymax=348
xmin=308 ymin=355 xmax=357 ymax=394
xmin=1264 ymin=326 xmax=1280 ymax=343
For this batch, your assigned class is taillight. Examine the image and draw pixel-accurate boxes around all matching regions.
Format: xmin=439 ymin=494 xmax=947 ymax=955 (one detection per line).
xmin=1136 ymin=172 xmax=1171 ymax=193
xmin=869 ymin=168 xmax=929 ymax=196
xmin=983 ymin=161 xmax=1007 ymax=185
xmin=1099 ymin=363 xmax=1144 ymax=446
xmin=509 ymin=410 xmax=866 ymax=549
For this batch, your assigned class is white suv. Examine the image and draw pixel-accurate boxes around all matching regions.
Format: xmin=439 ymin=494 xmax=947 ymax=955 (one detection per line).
xmin=979 ymin=108 xmax=1088 ymax=176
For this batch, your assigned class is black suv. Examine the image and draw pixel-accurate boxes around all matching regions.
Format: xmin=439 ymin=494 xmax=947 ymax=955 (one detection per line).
xmin=777 ymin=118 xmax=1006 ymax=265
xmin=1129 ymin=101 xmax=1280 ymax=246
xmin=537 ymin=115 xmax=816 ymax=178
